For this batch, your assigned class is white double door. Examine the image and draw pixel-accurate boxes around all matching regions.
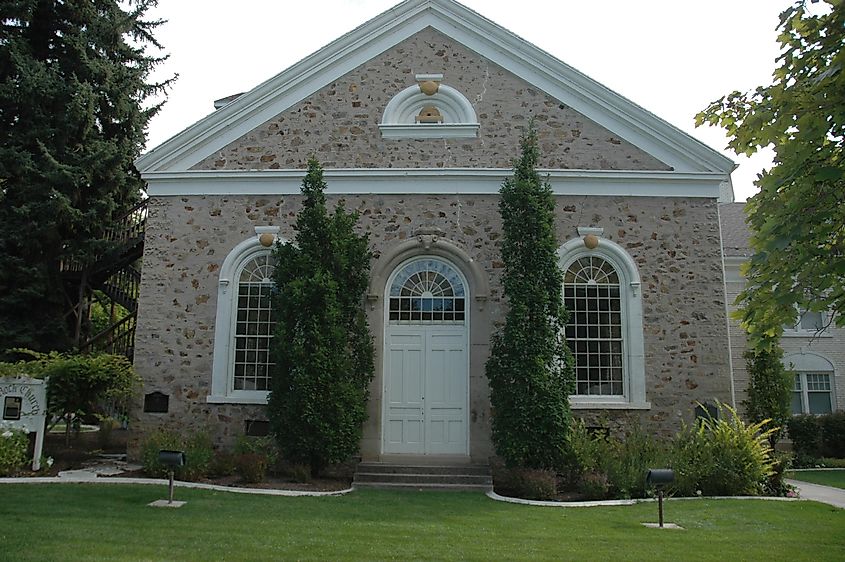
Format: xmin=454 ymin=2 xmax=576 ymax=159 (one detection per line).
xmin=383 ymin=325 xmax=468 ymax=455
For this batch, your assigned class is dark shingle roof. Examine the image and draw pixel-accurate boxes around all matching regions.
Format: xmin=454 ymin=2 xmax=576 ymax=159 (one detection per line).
xmin=719 ymin=203 xmax=752 ymax=257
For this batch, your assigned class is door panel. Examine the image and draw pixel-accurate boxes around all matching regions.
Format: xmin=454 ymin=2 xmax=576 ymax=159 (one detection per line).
xmin=384 ymin=334 xmax=425 ymax=454
xmin=384 ymin=327 xmax=467 ymax=455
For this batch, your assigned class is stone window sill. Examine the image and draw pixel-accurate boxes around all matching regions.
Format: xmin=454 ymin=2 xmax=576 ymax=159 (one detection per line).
xmin=570 ymin=401 xmax=652 ymax=410
xmin=379 ymin=123 xmax=479 ymax=139
xmin=206 ymin=394 xmax=268 ymax=405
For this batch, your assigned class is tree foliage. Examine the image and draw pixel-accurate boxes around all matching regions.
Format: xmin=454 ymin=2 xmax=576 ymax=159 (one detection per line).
xmin=0 ymin=0 xmax=172 ymax=354
xmin=697 ymin=0 xmax=845 ymax=348
xmin=742 ymin=342 xmax=792 ymax=447
xmin=485 ymin=127 xmax=575 ymax=470
xmin=267 ymin=158 xmax=374 ymax=477
xmin=0 ymin=349 xmax=141 ymax=444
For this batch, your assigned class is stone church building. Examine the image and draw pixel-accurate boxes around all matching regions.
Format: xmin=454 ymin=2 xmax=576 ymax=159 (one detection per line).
xmin=131 ymin=0 xmax=736 ymax=462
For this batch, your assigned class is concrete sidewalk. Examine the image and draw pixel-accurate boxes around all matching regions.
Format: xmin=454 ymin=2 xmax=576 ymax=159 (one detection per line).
xmin=786 ymin=479 xmax=845 ymax=509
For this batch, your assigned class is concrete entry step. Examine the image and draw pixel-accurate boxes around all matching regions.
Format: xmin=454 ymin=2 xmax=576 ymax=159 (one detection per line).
xmin=353 ymin=481 xmax=491 ymax=492
xmin=356 ymin=463 xmax=491 ymax=476
xmin=353 ymin=461 xmax=492 ymax=492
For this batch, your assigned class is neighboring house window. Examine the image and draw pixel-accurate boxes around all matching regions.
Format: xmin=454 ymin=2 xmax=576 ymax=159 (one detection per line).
xmin=209 ymin=229 xmax=281 ymax=404
xmin=564 ymin=256 xmax=624 ymax=396
xmin=792 ymin=373 xmax=833 ymax=415
xmin=783 ymin=308 xmax=826 ymax=334
xmin=783 ymin=352 xmax=836 ymax=416
xmin=558 ymin=234 xmax=649 ymax=409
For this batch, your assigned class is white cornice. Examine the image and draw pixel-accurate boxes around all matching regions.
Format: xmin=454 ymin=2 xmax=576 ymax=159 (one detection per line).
xmin=135 ymin=0 xmax=734 ymax=177
xmin=142 ymin=168 xmax=725 ymax=198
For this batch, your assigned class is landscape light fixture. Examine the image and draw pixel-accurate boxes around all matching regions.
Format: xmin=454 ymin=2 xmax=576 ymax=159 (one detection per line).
xmin=644 ymin=468 xmax=680 ymax=530
xmin=149 ymin=450 xmax=187 ymax=508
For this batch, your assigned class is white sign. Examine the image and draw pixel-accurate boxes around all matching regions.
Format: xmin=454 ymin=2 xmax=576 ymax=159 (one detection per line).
xmin=0 ymin=377 xmax=47 ymax=470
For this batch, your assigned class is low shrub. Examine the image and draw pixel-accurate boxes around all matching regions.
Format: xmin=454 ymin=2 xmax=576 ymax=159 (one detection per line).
xmin=97 ymin=416 xmax=120 ymax=448
xmin=670 ymin=404 xmax=775 ymax=496
xmin=578 ymin=470 xmax=611 ymax=500
xmin=821 ymin=412 xmax=845 ymax=458
xmin=287 ymin=463 xmax=312 ymax=483
xmin=209 ymin=452 xmax=237 ymax=478
xmin=606 ymin=424 xmax=667 ymax=499
xmin=787 ymin=412 xmax=845 ymax=464
xmin=235 ymin=452 xmax=270 ymax=484
xmin=234 ymin=435 xmax=279 ymax=469
xmin=564 ymin=420 xmax=611 ymax=499
xmin=0 ymin=429 xmax=29 ymax=476
xmin=765 ymin=451 xmax=793 ymax=497
xmin=817 ymin=457 xmax=845 ymax=468
xmin=787 ymin=415 xmax=822 ymax=463
xmin=495 ymin=466 xmax=557 ymax=500
xmin=564 ymin=420 xmax=666 ymax=500
xmin=140 ymin=429 xmax=213 ymax=481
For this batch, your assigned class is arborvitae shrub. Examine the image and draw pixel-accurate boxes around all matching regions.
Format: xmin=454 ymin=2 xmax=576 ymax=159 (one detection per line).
xmin=485 ymin=127 xmax=575 ymax=470
xmin=268 ymin=158 xmax=374 ymax=477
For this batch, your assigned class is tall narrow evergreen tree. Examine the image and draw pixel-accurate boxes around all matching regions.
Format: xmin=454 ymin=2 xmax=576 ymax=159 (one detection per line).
xmin=268 ymin=158 xmax=374 ymax=477
xmin=0 ymin=1 xmax=172 ymax=354
xmin=486 ymin=127 xmax=575 ymax=470
xmin=743 ymin=341 xmax=792 ymax=448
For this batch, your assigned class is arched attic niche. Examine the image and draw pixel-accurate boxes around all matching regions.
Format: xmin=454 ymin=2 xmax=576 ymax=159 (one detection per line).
xmin=379 ymin=78 xmax=479 ymax=139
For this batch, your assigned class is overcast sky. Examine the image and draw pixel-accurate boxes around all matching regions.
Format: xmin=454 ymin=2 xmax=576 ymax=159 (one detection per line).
xmin=144 ymin=0 xmax=792 ymax=201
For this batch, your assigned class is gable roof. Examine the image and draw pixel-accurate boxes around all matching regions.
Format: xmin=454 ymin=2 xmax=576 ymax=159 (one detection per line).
xmin=136 ymin=0 xmax=735 ymax=176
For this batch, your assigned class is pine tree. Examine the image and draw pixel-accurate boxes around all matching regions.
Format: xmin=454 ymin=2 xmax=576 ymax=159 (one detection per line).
xmin=486 ymin=127 xmax=575 ymax=470
xmin=0 ymin=1 xmax=172 ymax=354
xmin=267 ymin=158 xmax=374 ymax=477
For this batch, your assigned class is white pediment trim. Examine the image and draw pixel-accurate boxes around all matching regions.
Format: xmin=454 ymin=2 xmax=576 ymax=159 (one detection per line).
xmin=136 ymin=0 xmax=734 ymax=176
xmin=142 ymin=168 xmax=725 ymax=198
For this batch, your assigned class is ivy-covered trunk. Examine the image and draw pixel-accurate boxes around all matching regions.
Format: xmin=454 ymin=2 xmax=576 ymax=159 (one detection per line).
xmin=485 ymin=127 xmax=575 ymax=470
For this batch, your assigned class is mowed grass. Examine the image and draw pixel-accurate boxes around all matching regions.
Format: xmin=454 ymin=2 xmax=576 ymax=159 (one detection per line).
xmin=789 ymin=469 xmax=845 ymax=490
xmin=0 ymin=485 xmax=843 ymax=561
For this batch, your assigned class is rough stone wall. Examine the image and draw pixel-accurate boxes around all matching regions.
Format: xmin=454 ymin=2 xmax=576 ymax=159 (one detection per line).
xmin=192 ymin=27 xmax=669 ymax=172
xmin=130 ymin=193 xmax=731 ymax=456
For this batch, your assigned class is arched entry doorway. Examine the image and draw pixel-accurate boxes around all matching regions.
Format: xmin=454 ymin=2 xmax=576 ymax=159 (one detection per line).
xmin=382 ymin=257 xmax=469 ymax=455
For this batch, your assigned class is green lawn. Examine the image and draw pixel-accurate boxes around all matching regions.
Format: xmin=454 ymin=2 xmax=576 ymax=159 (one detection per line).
xmin=789 ymin=469 xmax=845 ymax=490
xmin=0 ymin=485 xmax=843 ymax=561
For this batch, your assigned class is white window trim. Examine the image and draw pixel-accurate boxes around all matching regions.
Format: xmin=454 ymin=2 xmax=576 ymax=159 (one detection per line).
xmin=558 ymin=235 xmax=650 ymax=410
xmin=379 ymin=83 xmax=479 ymax=139
xmin=208 ymin=227 xmax=282 ymax=405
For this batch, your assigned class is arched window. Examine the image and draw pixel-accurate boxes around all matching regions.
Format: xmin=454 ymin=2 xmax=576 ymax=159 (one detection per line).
xmin=209 ymin=228 xmax=281 ymax=404
xmin=564 ymin=256 xmax=624 ymax=396
xmin=379 ymin=76 xmax=479 ymax=139
xmin=388 ymin=258 xmax=466 ymax=323
xmin=558 ymin=235 xmax=649 ymax=409
xmin=232 ymin=253 xmax=275 ymax=392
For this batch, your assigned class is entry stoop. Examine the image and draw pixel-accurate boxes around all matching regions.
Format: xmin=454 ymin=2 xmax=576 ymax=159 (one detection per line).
xmin=353 ymin=461 xmax=492 ymax=492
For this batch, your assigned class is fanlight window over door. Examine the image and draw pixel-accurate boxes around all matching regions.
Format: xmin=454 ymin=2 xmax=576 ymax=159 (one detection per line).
xmin=563 ymin=256 xmax=624 ymax=396
xmin=233 ymin=253 xmax=276 ymax=391
xmin=389 ymin=258 xmax=466 ymax=324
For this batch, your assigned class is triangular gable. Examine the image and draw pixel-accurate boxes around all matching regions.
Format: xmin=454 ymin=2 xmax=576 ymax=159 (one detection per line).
xmin=136 ymin=0 xmax=734 ymax=176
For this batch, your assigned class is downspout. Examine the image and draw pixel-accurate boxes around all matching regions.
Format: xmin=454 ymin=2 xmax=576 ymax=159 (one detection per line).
xmin=716 ymin=204 xmax=737 ymax=408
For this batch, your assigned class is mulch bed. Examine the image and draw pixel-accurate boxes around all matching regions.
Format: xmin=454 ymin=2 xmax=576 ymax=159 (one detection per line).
xmin=11 ymin=430 xmax=351 ymax=492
